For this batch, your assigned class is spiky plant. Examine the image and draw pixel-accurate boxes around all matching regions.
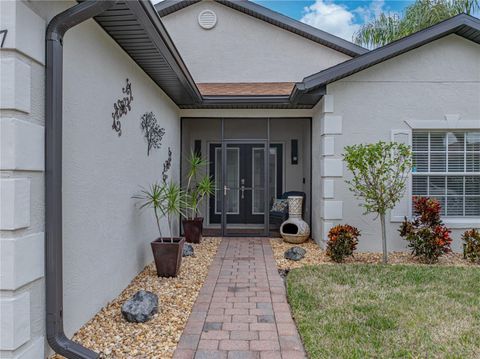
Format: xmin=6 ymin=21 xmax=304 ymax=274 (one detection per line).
xmin=133 ymin=181 xmax=186 ymax=242
xmin=184 ymin=151 xmax=214 ymax=219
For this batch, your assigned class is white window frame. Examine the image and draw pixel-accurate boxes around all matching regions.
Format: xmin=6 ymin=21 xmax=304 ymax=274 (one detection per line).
xmin=404 ymin=118 xmax=480 ymax=228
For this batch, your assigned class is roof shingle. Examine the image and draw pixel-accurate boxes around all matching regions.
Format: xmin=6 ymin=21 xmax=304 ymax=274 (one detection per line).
xmin=197 ymin=82 xmax=295 ymax=96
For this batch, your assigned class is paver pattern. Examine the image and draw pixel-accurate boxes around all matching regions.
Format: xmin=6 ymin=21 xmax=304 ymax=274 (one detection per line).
xmin=173 ymin=238 xmax=306 ymax=359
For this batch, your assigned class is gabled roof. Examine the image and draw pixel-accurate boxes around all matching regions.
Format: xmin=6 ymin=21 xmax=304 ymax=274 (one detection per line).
xmin=292 ymin=14 xmax=480 ymax=100
xmin=155 ymin=0 xmax=368 ymax=57
xmin=89 ymin=3 xmax=479 ymax=109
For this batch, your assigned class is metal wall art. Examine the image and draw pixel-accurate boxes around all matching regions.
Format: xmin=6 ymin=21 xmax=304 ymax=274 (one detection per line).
xmin=140 ymin=112 xmax=165 ymax=156
xmin=162 ymin=147 xmax=172 ymax=182
xmin=111 ymin=78 xmax=133 ymax=136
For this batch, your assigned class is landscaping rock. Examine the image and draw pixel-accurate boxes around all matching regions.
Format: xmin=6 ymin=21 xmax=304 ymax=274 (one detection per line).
xmin=51 ymin=238 xmax=221 ymax=359
xmin=121 ymin=290 xmax=158 ymax=323
xmin=278 ymin=268 xmax=290 ymax=279
xmin=182 ymin=243 xmax=194 ymax=257
xmin=284 ymin=246 xmax=306 ymax=261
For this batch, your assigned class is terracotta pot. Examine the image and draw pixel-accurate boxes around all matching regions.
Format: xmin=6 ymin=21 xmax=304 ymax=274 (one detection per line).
xmin=183 ymin=218 xmax=203 ymax=243
xmin=150 ymin=237 xmax=185 ymax=277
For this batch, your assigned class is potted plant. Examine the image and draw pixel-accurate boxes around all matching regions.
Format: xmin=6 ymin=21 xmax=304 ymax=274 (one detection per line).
xmin=183 ymin=152 xmax=215 ymax=243
xmin=134 ymin=181 xmax=186 ymax=277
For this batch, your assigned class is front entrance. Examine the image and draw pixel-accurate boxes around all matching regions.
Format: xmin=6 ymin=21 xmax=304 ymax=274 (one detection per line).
xmin=181 ymin=117 xmax=311 ymax=237
xmin=209 ymin=143 xmax=283 ymax=234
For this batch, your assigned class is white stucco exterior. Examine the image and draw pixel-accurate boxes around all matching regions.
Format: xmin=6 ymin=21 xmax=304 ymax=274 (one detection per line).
xmin=161 ymin=1 xmax=351 ymax=83
xmin=61 ymin=14 xmax=181 ymax=337
xmin=1 ymin=0 xmax=479 ymax=357
xmin=312 ymin=35 xmax=480 ymax=252
xmin=1 ymin=1 xmax=180 ymax=357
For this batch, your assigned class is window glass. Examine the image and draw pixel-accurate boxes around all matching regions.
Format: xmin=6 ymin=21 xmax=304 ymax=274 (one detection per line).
xmin=412 ymin=131 xmax=480 ymax=217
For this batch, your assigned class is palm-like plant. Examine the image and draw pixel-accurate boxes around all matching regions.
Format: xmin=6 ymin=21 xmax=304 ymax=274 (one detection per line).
xmin=184 ymin=152 xmax=215 ymax=220
xmin=133 ymin=181 xmax=186 ymax=242
xmin=354 ymin=0 xmax=479 ymax=48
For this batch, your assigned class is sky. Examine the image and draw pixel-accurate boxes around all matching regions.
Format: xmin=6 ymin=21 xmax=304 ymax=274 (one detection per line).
xmin=253 ymin=0 xmax=413 ymax=41
xmin=154 ymin=0 xmax=479 ymax=43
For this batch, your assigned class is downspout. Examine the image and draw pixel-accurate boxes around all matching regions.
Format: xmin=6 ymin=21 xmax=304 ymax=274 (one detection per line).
xmin=45 ymin=1 xmax=117 ymax=358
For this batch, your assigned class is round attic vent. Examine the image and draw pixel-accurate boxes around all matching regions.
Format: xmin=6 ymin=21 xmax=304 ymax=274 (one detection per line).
xmin=198 ymin=10 xmax=217 ymax=29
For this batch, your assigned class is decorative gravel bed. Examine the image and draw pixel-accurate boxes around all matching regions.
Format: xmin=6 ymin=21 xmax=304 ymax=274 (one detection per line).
xmin=53 ymin=238 xmax=221 ymax=359
xmin=270 ymin=238 xmax=474 ymax=270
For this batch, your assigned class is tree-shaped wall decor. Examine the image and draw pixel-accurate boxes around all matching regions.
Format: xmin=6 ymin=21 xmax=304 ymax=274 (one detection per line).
xmin=140 ymin=112 xmax=165 ymax=156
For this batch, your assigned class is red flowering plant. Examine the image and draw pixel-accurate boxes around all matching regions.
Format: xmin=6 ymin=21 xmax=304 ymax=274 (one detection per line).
xmin=462 ymin=228 xmax=480 ymax=263
xmin=399 ymin=197 xmax=452 ymax=263
xmin=326 ymin=225 xmax=361 ymax=263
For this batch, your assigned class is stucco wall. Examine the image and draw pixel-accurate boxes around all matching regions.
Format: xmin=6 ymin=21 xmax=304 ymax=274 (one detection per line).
xmin=162 ymin=1 xmax=351 ymax=83
xmin=61 ymin=14 xmax=181 ymax=337
xmin=314 ymin=35 xmax=480 ymax=252
xmin=1 ymin=1 xmax=181 ymax=357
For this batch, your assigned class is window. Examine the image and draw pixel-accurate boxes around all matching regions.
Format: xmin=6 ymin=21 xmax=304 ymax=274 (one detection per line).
xmin=412 ymin=131 xmax=480 ymax=217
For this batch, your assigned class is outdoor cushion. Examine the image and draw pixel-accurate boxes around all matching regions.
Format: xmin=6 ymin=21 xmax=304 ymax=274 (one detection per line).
xmin=271 ymin=199 xmax=288 ymax=212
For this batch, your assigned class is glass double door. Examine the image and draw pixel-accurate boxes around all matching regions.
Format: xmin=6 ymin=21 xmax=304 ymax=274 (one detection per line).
xmin=209 ymin=141 xmax=276 ymax=236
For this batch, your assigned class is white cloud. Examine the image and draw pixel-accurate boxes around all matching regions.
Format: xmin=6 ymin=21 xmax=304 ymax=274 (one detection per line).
xmin=354 ymin=0 xmax=386 ymax=23
xmin=300 ymin=0 xmax=387 ymax=42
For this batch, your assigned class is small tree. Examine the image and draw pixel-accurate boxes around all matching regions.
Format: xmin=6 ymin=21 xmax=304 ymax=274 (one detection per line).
xmin=343 ymin=141 xmax=412 ymax=263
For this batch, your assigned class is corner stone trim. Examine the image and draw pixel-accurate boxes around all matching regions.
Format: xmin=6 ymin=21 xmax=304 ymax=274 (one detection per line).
xmin=0 ymin=292 xmax=30 ymax=350
xmin=321 ymin=158 xmax=343 ymax=177
xmin=322 ymin=136 xmax=335 ymax=156
xmin=322 ymin=179 xmax=334 ymax=199
xmin=322 ymin=201 xmax=343 ymax=220
xmin=0 ymin=178 xmax=30 ymax=230
xmin=0 ymin=233 xmax=45 ymax=290
xmin=0 ymin=118 xmax=44 ymax=171
xmin=321 ymin=114 xmax=342 ymax=135
xmin=0 ymin=57 xmax=31 ymax=113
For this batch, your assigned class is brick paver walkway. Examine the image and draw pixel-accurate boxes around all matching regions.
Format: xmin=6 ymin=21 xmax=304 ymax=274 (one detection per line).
xmin=174 ymin=238 xmax=307 ymax=359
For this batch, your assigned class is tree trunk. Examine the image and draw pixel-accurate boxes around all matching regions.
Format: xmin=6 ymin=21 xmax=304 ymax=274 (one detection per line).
xmin=380 ymin=213 xmax=388 ymax=263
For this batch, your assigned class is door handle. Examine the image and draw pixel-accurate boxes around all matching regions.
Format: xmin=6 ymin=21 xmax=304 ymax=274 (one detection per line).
xmin=224 ymin=185 xmax=229 ymax=196
xmin=241 ymin=184 xmax=245 ymax=199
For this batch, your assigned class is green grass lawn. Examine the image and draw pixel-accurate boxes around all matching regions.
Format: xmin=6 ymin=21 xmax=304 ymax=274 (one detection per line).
xmin=287 ymin=265 xmax=480 ymax=359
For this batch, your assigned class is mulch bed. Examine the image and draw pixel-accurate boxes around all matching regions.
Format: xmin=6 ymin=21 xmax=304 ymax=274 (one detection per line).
xmin=270 ymin=238 xmax=476 ymax=270
xmin=52 ymin=238 xmax=221 ymax=359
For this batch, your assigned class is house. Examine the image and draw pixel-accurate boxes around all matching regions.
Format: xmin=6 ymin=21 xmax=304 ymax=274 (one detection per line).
xmin=0 ymin=0 xmax=478 ymax=357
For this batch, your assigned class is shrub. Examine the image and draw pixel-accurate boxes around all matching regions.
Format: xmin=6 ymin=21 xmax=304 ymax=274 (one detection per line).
xmin=399 ymin=197 xmax=452 ymax=263
xmin=326 ymin=225 xmax=361 ymax=263
xmin=462 ymin=229 xmax=480 ymax=263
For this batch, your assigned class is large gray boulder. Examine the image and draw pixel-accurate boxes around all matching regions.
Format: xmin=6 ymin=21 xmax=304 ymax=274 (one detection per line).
xmin=121 ymin=290 xmax=158 ymax=323
xmin=284 ymin=247 xmax=306 ymax=261
xmin=183 ymin=243 xmax=194 ymax=257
